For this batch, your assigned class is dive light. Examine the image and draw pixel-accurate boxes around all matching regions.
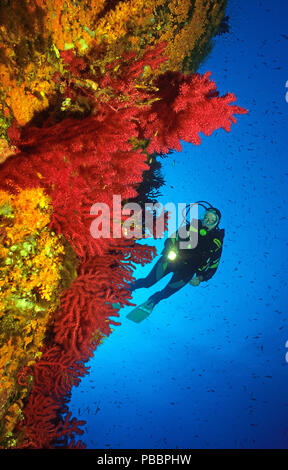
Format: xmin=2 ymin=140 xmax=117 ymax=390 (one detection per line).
xmin=167 ymin=250 xmax=177 ymax=261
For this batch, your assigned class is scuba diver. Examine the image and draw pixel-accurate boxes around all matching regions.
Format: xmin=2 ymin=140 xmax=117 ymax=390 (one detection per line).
xmin=126 ymin=201 xmax=225 ymax=323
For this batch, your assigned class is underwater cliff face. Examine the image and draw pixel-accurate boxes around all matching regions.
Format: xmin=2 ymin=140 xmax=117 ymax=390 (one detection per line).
xmin=0 ymin=0 xmax=251 ymax=449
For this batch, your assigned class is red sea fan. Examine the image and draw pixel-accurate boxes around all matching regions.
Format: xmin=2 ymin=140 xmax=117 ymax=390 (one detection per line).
xmin=140 ymin=71 xmax=248 ymax=153
xmin=32 ymin=346 xmax=90 ymax=398
xmin=1 ymin=108 xmax=156 ymax=448
xmin=59 ymin=50 xmax=87 ymax=75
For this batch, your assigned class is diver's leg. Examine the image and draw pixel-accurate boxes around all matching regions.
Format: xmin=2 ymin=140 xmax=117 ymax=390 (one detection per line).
xmin=127 ymin=268 xmax=193 ymax=323
xmin=130 ymin=256 xmax=170 ymax=292
xmin=147 ymin=270 xmax=192 ymax=306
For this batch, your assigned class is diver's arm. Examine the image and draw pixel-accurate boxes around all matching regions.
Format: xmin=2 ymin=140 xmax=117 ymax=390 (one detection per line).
xmin=161 ymin=236 xmax=173 ymax=255
xmin=199 ymin=253 xmax=222 ymax=282
xmin=161 ymin=229 xmax=179 ymax=255
xmin=162 ymin=220 xmax=196 ymax=254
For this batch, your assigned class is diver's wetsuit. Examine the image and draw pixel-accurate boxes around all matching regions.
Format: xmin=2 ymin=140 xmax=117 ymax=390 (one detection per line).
xmin=130 ymin=220 xmax=225 ymax=306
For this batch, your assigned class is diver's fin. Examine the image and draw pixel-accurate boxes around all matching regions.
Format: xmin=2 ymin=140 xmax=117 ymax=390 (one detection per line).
xmin=126 ymin=301 xmax=155 ymax=323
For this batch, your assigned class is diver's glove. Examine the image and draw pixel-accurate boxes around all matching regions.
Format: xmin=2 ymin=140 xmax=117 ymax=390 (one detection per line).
xmin=189 ymin=275 xmax=203 ymax=286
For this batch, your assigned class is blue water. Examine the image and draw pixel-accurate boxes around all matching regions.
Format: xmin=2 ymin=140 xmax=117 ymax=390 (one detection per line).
xmin=69 ymin=0 xmax=288 ymax=449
